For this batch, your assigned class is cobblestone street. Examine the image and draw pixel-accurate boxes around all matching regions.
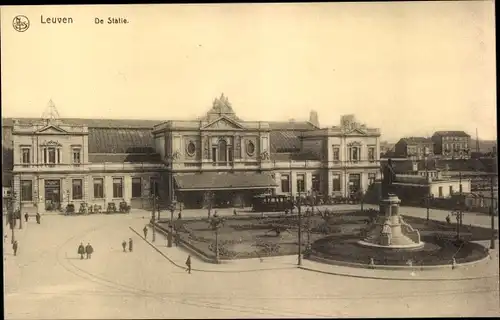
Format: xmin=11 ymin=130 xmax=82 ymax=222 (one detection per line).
xmin=3 ymin=207 xmax=499 ymax=319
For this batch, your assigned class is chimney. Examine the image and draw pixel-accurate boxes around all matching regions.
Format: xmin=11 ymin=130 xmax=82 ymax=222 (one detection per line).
xmin=309 ymin=110 xmax=319 ymax=128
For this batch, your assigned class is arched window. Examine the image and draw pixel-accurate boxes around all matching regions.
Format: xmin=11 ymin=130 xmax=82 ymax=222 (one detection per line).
xmin=218 ymin=139 xmax=227 ymax=163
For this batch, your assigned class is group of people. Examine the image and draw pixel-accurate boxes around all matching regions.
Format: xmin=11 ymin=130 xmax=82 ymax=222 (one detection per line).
xmin=122 ymin=238 xmax=133 ymax=252
xmin=5 ymin=211 xmax=43 ymax=257
xmin=77 ymin=242 xmax=94 ymax=259
xmin=24 ymin=212 xmax=41 ymax=224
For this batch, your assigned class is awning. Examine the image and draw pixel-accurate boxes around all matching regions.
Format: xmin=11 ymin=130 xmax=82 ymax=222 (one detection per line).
xmin=174 ymin=172 xmax=278 ymax=191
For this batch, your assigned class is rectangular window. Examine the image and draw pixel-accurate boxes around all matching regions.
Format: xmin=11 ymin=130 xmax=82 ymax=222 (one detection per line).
xmin=312 ymin=174 xmax=320 ymax=192
xmin=368 ymin=173 xmax=376 ymax=185
xmin=93 ymin=178 xmax=104 ymax=198
xmin=438 ymin=186 xmax=443 ymax=197
xmin=132 ymin=177 xmax=142 ymax=198
xmin=212 ymin=147 xmax=217 ymax=163
xmin=281 ymin=174 xmax=290 ymax=193
xmin=297 ymin=174 xmax=305 ymax=193
xmin=228 ymin=147 xmax=233 ymax=162
xmin=72 ymin=179 xmax=83 ymax=200
xmin=21 ymin=180 xmax=32 ymax=201
xmin=113 ymin=178 xmax=123 ymax=198
xmin=449 ymin=185 xmax=453 ymax=196
xmin=459 ymin=184 xmax=463 ymax=193
xmin=349 ymin=147 xmax=359 ymax=161
xmin=368 ymin=147 xmax=375 ymax=161
xmin=72 ymin=148 xmax=81 ymax=164
xmin=21 ymin=148 xmax=30 ymax=164
xmin=332 ymin=174 xmax=341 ymax=192
xmin=48 ymin=147 xmax=56 ymax=164
xmin=332 ymin=146 xmax=340 ymax=161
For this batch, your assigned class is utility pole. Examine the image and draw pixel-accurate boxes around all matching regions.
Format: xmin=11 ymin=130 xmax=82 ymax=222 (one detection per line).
xmin=490 ymin=174 xmax=496 ymax=249
xmin=425 ymin=148 xmax=430 ymax=222
xmin=19 ymin=174 xmax=23 ymax=229
xmin=167 ymin=199 xmax=175 ymax=248
xmin=152 ymin=193 xmax=156 ymax=242
xmin=297 ymin=192 xmax=302 ymax=266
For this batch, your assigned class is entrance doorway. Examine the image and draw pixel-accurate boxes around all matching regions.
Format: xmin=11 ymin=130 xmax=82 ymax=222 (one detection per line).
xmin=348 ymin=174 xmax=361 ymax=196
xmin=45 ymin=179 xmax=61 ymax=211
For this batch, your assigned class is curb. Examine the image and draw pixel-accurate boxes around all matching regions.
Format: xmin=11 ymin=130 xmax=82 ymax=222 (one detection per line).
xmin=129 ymin=227 xmax=295 ymax=273
xmin=298 ymin=264 xmax=499 ymax=282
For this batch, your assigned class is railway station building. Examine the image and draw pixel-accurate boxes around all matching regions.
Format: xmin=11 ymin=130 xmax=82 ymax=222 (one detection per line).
xmin=2 ymin=95 xmax=381 ymax=212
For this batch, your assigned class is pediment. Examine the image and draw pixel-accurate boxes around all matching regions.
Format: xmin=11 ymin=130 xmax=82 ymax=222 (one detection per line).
xmin=202 ymin=116 xmax=245 ymax=130
xmin=35 ymin=125 xmax=68 ymax=134
xmin=343 ymin=128 xmax=367 ymax=135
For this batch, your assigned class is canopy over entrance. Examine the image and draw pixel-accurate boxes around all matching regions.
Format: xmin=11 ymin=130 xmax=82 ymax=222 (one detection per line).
xmin=174 ymin=172 xmax=277 ymax=191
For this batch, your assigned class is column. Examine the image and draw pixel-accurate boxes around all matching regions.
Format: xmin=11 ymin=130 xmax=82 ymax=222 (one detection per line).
xmin=83 ymin=176 xmax=90 ymax=203
xmin=306 ymin=172 xmax=313 ymax=194
xmin=124 ymin=175 xmax=132 ymax=202
xmin=13 ymin=174 xmax=20 ymax=211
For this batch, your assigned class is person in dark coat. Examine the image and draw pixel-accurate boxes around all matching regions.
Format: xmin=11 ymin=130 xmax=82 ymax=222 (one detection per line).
xmin=185 ymin=255 xmax=191 ymax=274
xmin=174 ymin=233 xmax=180 ymax=247
xmin=78 ymin=243 xmax=85 ymax=259
xmin=178 ymin=212 xmax=182 ymax=220
xmin=12 ymin=240 xmax=18 ymax=256
xmin=128 ymin=238 xmax=133 ymax=252
xmin=446 ymin=214 xmax=451 ymax=224
xmin=35 ymin=212 xmax=41 ymax=224
xmin=24 ymin=213 xmax=29 ymax=222
xmin=233 ymin=209 xmax=237 ymax=216
xmin=122 ymin=240 xmax=127 ymax=252
xmin=143 ymin=226 xmax=148 ymax=239
xmin=85 ymin=243 xmax=94 ymax=259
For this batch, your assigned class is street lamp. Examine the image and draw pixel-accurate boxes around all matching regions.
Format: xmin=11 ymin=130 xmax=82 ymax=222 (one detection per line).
xmin=489 ymin=173 xmax=497 ymax=249
xmin=151 ymin=194 xmax=157 ymax=242
xmin=424 ymin=147 xmax=431 ymax=222
xmin=297 ymin=191 xmax=302 ymax=266
xmin=453 ymin=147 xmax=470 ymax=236
xmin=167 ymin=199 xmax=176 ymax=248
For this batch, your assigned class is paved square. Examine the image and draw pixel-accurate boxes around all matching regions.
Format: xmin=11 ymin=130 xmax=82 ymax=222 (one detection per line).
xmin=3 ymin=207 xmax=499 ymax=319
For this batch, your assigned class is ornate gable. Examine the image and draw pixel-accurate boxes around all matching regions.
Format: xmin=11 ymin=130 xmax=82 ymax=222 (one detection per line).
xmin=340 ymin=115 xmax=367 ymax=135
xmin=202 ymin=116 xmax=245 ymax=130
xmin=200 ymin=93 xmax=242 ymax=123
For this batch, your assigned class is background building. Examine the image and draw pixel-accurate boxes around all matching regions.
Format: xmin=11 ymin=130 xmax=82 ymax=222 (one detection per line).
xmin=431 ymin=130 xmax=471 ymax=159
xmin=394 ymin=137 xmax=433 ymax=159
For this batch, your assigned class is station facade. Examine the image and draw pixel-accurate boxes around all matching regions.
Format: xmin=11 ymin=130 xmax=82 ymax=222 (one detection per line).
xmin=3 ymin=95 xmax=381 ymax=212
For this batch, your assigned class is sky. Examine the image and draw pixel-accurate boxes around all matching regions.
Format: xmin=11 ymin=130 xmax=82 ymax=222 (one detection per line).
xmin=1 ymin=2 xmax=497 ymax=141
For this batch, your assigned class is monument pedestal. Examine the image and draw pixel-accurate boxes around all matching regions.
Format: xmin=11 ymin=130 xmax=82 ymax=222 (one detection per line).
xmin=358 ymin=194 xmax=424 ymax=250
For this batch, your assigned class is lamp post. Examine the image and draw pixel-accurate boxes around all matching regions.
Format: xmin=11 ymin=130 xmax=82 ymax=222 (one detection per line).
xmin=167 ymin=199 xmax=176 ymax=248
xmin=424 ymin=147 xmax=431 ymax=222
xmin=297 ymin=191 xmax=302 ymax=266
xmin=151 ymin=194 xmax=156 ymax=242
xmin=490 ymin=173 xmax=497 ymax=249
xmin=453 ymin=147 xmax=470 ymax=236
xmin=9 ymin=194 xmax=16 ymax=244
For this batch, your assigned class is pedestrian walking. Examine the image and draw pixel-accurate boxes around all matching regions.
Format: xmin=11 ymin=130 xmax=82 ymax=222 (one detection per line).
xmin=35 ymin=212 xmax=41 ymax=224
xmin=143 ymin=226 xmax=148 ymax=239
xmin=178 ymin=212 xmax=182 ymax=220
xmin=446 ymin=214 xmax=451 ymax=224
xmin=12 ymin=240 xmax=18 ymax=256
xmin=78 ymin=242 xmax=85 ymax=259
xmin=85 ymin=243 xmax=94 ymax=259
xmin=128 ymin=238 xmax=133 ymax=252
xmin=174 ymin=233 xmax=180 ymax=247
xmin=185 ymin=255 xmax=191 ymax=274
xmin=122 ymin=240 xmax=127 ymax=252
xmin=24 ymin=212 xmax=29 ymax=223
xmin=233 ymin=209 xmax=237 ymax=216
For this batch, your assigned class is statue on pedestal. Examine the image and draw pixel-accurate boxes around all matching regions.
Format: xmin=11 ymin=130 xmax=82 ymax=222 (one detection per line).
xmin=381 ymin=158 xmax=396 ymax=198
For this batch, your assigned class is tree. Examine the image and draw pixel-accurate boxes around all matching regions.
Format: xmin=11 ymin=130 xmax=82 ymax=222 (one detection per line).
xmin=208 ymin=215 xmax=225 ymax=262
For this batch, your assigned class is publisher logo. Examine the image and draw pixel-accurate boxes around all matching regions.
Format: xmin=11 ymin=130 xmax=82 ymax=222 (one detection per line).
xmin=13 ymin=15 xmax=30 ymax=32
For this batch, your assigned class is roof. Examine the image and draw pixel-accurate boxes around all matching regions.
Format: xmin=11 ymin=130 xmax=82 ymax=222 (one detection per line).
xmin=269 ymin=131 xmax=321 ymax=161
xmin=88 ymin=128 xmax=155 ymax=153
xmin=2 ymin=117 xmax=161 ymax=129
xmin=268 ymin=121 xmax=317 ymax=131
xmin=174 ymin=172 xmax=277 ymax=191
xmin=433 ymin=131 xmax=470 ymax=137
xmin=391 ymin=159 xmax=439 ymax=173
xmin=88 ymin=153 xmax=162 ymax=163
xmin=399 ymin=137 xmax=433 ymax=144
